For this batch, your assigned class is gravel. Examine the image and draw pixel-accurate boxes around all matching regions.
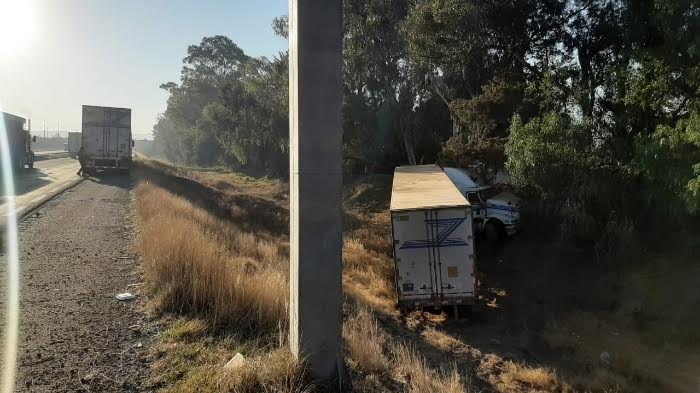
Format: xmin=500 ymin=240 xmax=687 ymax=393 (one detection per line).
xmin=0 ymin=175 xmax=154 ymax=392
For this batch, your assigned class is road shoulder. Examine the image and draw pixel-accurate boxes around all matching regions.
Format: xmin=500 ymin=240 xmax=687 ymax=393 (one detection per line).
xmin=2 ymin=176 xmax=156 ymax=392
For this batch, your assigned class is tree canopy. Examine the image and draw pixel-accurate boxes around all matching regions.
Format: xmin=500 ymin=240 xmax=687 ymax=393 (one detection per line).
xmin=154 ymin=0 xmax=699 ymax=215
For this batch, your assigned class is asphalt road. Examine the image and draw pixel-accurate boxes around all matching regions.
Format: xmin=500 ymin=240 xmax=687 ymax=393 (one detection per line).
xmin=0 ymin=175 xmax=153 ymax=392
xmin=0 ymin=158 xmax=80 ymax=219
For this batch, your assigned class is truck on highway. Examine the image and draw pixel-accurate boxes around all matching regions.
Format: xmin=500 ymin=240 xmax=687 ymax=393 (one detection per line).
xmin=444 ymin=167 xmax=522 ymax=240
xmin=390 ymin=165 xmax=477 ymax=313
xmin=81 ymin=105 xmax=133 ymax=173
xmin=1 ymin=112 xmax=36 ymax=170
xmin=67 ymin=132 xmax=81 ymax=158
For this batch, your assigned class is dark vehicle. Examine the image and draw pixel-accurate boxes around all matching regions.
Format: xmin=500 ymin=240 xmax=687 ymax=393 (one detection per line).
xmin=1 ymin=112 xmax=35 ymax=170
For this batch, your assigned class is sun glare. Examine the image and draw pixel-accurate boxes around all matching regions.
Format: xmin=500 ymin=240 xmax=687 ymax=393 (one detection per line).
xmin=0 ymin=0 xmax=36 ymax=57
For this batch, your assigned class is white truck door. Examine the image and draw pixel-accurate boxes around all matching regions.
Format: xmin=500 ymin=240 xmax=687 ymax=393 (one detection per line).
xmin=393 ymin=209 xmax=438 ymax=302
xmin=106 ymin=127 xmax=122 ymax=159
xmin=432 ymin=207 xmax=475 ymax=298
xmin=83 ymin=125 xmax=106 ymax=159
xmin=116 ymin=127 xmax=131 ymax=159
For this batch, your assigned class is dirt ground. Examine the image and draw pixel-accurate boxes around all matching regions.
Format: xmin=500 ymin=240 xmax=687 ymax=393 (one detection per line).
xmin=0 ymin=175 xmax=155 ymax=392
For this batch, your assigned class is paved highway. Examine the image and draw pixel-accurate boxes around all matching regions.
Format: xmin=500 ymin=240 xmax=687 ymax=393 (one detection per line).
xmin=0 ymin=157 xmax=81 ymax=218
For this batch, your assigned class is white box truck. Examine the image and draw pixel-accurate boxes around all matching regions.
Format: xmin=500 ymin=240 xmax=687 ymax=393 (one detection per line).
xmin=67 ymin=132 xmax=81 ymax=158
xmin=81 ymin=105 xmax=133 ymax=173
xmin=390 ymin=165 xmax=477 ymax=312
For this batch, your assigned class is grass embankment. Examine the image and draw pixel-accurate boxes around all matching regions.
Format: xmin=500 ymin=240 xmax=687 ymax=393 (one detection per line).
xmin=133 ymin=159 xmax=468 ymax=392
xmin=135 ymin=182 xmax=309 ymax=392
xmin=132 ymin=158 xmax=697 ymax=392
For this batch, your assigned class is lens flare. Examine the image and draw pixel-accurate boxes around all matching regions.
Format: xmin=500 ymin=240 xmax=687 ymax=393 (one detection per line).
xmin=0 ymin=104 xmax=20 ymax=393
xmin=0 ymin=0 xmax=36 ymax=57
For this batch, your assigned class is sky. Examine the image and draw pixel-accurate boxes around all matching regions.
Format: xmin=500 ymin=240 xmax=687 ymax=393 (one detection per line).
xmin=0 ymin=0 xmax=288 ymax=139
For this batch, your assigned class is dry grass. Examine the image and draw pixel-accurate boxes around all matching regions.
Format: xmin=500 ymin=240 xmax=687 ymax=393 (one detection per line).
xmin=134 ymin=178 xmax=298 ymax=391
xmin=148 ymin=320 xmax=312 ymax=393
xmin=392 ymin=344 xmax=468 ymax=393
xmin=544 ymin=309 xmax=700 ymax=392
xmin=342 ymin=237 xmax=396 ymax=313
xmin=135 ymin=182 xmax=287 ymax=332
xmin=136 ymin=158 xmax=677 ymax=393
xmin=478 ymin=354 xmax=565 ymax=393
xmin=421 ymin=327 xmax=463 ymax=352
xmin=162 ymin=319 xmax=209 ymax=342
xmin=343 ymin=307 xmax=389 ymax=374
xmin=165 ymin=349 xmax=312 ymax=393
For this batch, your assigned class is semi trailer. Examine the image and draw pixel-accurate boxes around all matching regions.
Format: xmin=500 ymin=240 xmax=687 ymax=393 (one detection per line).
xmin=390 ymin=165 xmax=477 ymax=312
xmin=1 ymin=112 xmax=35 ymax=170
xmin=81 ymin=105 xmax=133 ymax=173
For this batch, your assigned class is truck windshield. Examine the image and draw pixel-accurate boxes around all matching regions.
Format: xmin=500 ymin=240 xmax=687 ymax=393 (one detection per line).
xmin=479 ymin=187 xmax=500 ymax=200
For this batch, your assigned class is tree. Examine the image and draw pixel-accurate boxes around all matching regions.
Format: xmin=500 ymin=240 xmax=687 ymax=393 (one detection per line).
xmin=181 ymin=35 xmax=248 ymax=86
xmin=506 ymin=113 xmax=595 ymax=196
xmin=202 ymin=54 xmax=289 ymax=176
xmin=634 ymin=112 xmax=700 ymax=213
xmin=155 ymin=35 xmax=288 ymax=173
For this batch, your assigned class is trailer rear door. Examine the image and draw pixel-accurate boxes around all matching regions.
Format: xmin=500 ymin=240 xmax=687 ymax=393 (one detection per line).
xmin=433 ymin=207 xmax=475 ymax=298
xmin=392 ymin=206 xmax=474 ymax=305
xmin=82 ymin=106 xmax=131 ymax=165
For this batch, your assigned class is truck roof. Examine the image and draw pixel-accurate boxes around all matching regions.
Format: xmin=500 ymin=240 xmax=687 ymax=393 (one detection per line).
xmin=390 ymin=165 xmax=469 ymax=212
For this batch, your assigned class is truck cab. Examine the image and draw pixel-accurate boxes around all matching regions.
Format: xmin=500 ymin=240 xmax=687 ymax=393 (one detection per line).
xmin=444 ymin=167 xmax=522 ymax=239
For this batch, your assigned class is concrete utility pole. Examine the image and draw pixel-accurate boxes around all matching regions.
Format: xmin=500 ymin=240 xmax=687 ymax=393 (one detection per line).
xmin=288 ymin=0 xmax=343 ymax=383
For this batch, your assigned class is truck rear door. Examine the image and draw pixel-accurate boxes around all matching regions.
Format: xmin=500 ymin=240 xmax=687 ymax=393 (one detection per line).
xmin=434 ymin=207 xmax=475 ymax=299
xmin=393 ymin=209 xmax=439 ymax=302
xmin=392 ymin=207 xmax=475 ymax=305
xmin=105 ymin=108 xmax=131 ymax=160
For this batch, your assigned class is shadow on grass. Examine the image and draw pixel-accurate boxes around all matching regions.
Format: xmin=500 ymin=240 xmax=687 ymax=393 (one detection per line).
xmin=132 ymin=160 xmax=288 ymax=236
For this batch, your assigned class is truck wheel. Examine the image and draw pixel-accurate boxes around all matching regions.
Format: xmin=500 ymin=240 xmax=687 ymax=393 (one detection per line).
xmin=28 ymin=162 xmax=34 ymax=169
xmin=485 ymin=221 xmax=502 ymax=241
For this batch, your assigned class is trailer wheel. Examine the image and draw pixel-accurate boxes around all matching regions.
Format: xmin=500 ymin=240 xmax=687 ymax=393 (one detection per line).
xmin=485 ymin=221 xmax=502 ymax=241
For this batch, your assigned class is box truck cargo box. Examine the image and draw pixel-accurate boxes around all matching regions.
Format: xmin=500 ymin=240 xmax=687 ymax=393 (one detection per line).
xmin=81 ymin=105 xmax=132 ymax=172
xmin=67 ymin=132 xmax=81 ymax=158
xmin=390 ymin=165 xmax=477 ymax=309
xmin=1 ymin=112 xmax=35 ymax=170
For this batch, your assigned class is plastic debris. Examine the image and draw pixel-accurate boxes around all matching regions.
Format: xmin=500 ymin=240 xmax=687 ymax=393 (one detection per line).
xmin=115 ymin=293 xmax=135 ymax=301
xmin=224 ymin=353 xmax=246 ymax=369
xmin=599 ymin=351 xmax=611 ymax=365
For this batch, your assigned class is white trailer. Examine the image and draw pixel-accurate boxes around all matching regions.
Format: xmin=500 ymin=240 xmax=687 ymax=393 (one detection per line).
xmin=81 ymin=105 xmax=133 ymax=173
xmin=390 ymin=165 xmax=477 ymax=311
xmin=67 ymin=132 xmax=81 ymax=158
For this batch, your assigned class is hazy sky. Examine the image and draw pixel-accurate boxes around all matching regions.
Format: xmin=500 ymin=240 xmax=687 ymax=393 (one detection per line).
xmin=0 ymin=0 xmax=287 ymax=139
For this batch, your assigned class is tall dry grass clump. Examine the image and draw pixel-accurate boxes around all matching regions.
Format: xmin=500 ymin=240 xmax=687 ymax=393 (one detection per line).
xmin=343 ymin=307 xmax=389 ymax=374
xmin=392 ymin=344 xmax=468 ymax=393
xmin=343 ymin=236 xmax=396 ymax=313
xmin=164 ymin=349 xmax=313 ymax=393
xmin=135 ymin=182 xmax=287 ymax=332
